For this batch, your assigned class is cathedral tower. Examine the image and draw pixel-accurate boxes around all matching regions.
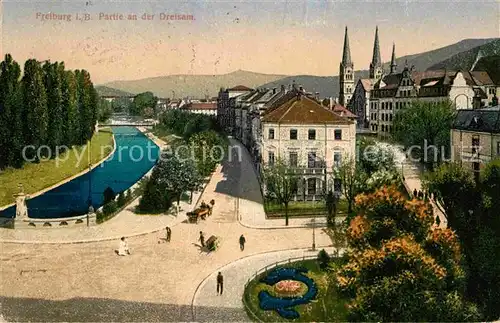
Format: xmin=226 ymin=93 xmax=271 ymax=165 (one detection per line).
xmin=369 ymin=26 xmax=383 ymax=80
xmin=339 ymin=26 xmax=354 ymax=107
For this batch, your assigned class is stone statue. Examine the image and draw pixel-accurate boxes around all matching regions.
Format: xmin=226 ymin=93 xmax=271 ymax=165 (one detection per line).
xmin=95 ymin=121 xmax=99 ymax=133
xmin=15 ymin=188 xmax=29 ymax=220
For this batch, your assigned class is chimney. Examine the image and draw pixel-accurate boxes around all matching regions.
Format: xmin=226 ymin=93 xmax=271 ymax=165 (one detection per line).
xmin=315 ymin=92 xmax=320 ymax=101
xmin=299 ymin=85 xmax=303 ymax=92
xmin=292 ymin=80 xmax=297 ymax=90
xmin=273 ymin=87 xmax=277 ymax=94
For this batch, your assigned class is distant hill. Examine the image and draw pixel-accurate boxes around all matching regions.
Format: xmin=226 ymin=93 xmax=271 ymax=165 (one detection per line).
xmin=260 ymin=38 xmax=498 ymax=98
xmin=95 ymin=85 xmax=135 ymax=97
xmin=103 ymin=70 xmax=286 ymax=98
xmin=428 ymin=38 xmax=500 ymax=71
xmin=472 ymin=55 xmax=500 ymax=85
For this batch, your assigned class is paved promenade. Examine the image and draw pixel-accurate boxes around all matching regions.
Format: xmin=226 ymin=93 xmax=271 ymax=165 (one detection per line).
xmin=192 ymin=247 xmax=338 ymax=322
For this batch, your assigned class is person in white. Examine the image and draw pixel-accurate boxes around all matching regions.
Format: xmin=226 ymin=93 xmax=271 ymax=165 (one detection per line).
xmin=117 ymin=237 xmax=130 ymax=256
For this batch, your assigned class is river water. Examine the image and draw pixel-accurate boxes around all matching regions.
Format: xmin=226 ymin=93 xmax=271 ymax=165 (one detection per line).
xmin=0 ymin=126 xmax=160 ymax=219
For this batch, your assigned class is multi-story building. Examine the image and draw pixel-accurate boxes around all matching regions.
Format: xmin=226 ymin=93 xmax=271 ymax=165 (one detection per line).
xmin=260 ymin=90 xmax=356 ymax=201
xmin=216 ymin=85 xmax=253 ymax=133
xmin=369 ymin=67 xmax=497 ymax=140
xmin=451 ymin=105 xmax=500 ymax=181
xmin=180 ymin=102 xmax=217 ymax=116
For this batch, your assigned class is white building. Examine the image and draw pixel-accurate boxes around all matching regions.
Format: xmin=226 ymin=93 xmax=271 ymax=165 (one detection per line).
xmin=181 ymin=102 xmax=217 ymax=116
xmin=260 ymin=91 xmax=357 ymax=201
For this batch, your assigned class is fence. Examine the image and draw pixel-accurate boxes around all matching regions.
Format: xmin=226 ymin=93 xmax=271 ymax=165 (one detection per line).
xmin=241 ymin=254 xmax=318 ymax=322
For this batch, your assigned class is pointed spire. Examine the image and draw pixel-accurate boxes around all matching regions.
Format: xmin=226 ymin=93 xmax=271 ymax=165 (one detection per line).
xmin=341 ymin=26 xmax=352 ymax=66
xmin=390 ymin=42 xmax=397 ymax=74
xmin=371 ymin=26 xmax=381 ymax=67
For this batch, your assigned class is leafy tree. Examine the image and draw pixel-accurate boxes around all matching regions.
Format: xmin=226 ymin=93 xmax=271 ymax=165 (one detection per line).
xmin=334 ymin=156 xmax=367 ymax=214
xmin=357 ymin=137 xmax=396 ymax=175
xmin=75 ymin=70 xmax=96 ymax=144
xmin=43 ymin=61 xmax=64 ymax=153
xmin=0 ymin=54 xmax=23 ymax=169
xmin=317 ymin=249 xmax=331 ymax=270
xmin=103 ymin=186 xmax=116 ymax=204
xmin=117 ymin=192 xmax=126 ymax=207
xmin=189 ymin=130 xmax=225 ymax=176
xmin=97 ymin=98 xmax=113 ymax=122
xmin=21 ymin=59 xmax=48 ymax=160
xmin=154 ymin=152 xmax=202 ymax=214
xmin=393 ymin=100 xmax=455 ymax=169
xmin=112 ymin=97 xmax=132 ymax=113
xmin=130 ymin=91 xmax=157 ymax=116
xmin=125 ymin=189 xmax=132 ymax=202
xmin=263 ymin=158 xmax=298 ymax=226
xmin=336 ymin=185 xmax=480 ymax=322
xmin=102 ymin=200 xmax=117 ymax=216
xmin=60 ymin=69 xmax=78 ymax=146
xmin=138 ymin=178 xmax=172 ymax=213
xmin=325 ymin=190 xmax=337 ymax=227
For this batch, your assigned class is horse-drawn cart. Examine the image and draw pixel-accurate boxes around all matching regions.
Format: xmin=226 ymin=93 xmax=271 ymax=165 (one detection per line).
xmin=187 ymin=200 xmax=214 ymax=223
xmin=206 ymin=235 xmax=220 ymax=251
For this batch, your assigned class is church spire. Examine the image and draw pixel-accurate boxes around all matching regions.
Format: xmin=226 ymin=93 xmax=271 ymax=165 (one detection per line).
xmin=341 ymin=26 xmax=353 ymax=67
xmin=369 ymin=26 xmax=383 ymax=80
xmin=371 ymin=26 xmax=381 ymax=67
xmin=390 ymin=42 xmax=397 ymax=74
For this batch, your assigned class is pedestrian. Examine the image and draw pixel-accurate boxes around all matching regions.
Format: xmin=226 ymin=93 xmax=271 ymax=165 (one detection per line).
xmin=117 ymin=237 xmax=130 ymax=256
xmin=413 ymin=188 xmax=418 ymax=199
xmin=199 ymin=231 xmax=205 ymax=248
xmin=239 ymin=234 xmax=246 ymax=251
xmin=166 ymin=226 xmax=171 ymax=242
xmin=217 ymin=272 xmax=224 ymax=295
xmin=418 ymin=190 xmax=424 ymax=199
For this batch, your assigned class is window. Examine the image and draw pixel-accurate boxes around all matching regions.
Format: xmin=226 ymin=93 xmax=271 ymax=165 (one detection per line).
xmin=308 ymin=152 xmax=317 ymax=168
xmin=290 ymin=129 xmax=298 ymax=140
xmin=472 ymin=135 xmax=480 ymax=154
xmin=390 ymin=114 xmax=393 ymax=121
xmin=334 ymin=129 xmax=342 ymax=140
xmin=389 ymin=102 xmax=393 ymax=110
xmin=289 ymin=152 xmax=298 ymax=167
xmin=308 ymin=129 xmax=316 ymax=140
xmin=307 ymin=178 xmax=316 ymax=195
xmin=489 ymin=88 xmax=496 ymax=95
xmin=334 ymin=152 xmax=342 ymax=168
xmin=334 ymin=178 xmax=342 ymax=192
xmin=268 ymin=128 xmax=274 ymax=140
xmin=268 ymin=151 xmax=275 ymax=165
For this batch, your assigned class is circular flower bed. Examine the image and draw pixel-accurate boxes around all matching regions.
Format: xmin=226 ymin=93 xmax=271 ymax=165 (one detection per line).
xmin=273 ymin=280 xmax=307 ymax=297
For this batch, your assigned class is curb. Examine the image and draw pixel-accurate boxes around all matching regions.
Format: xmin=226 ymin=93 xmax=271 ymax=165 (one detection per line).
xmin=190 ymin=245 xmax=336 ymax=321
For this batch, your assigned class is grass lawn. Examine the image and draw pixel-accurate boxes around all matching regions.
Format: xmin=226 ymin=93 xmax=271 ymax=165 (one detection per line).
xmin=0 ymin=129 xmax=114 ymax=207
xmin=264 ymin=199 xmax=349 ymax=215
xmin=151 ymin=125 xmax=180 ymax=143
xmin=243 ymin=259 xmax=349 ymax=322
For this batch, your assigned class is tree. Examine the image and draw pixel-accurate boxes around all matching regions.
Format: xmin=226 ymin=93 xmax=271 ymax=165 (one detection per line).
xmin=357 ymin=137 xmax=396 ymax=175
xmin=393 ymin=100 xmax=455 ymax=169
xmin=336 ymin=185 xmax=480 ymax=322
xmin=138 ymin=178 xmax=172 ymax=213
xmin=103 ymin=186 xmax=116 ymax=204
xmin=60 ymin=69 xmax=78 ymax=146
xmin=97 ymin=97 xmax=112 ymax=122
xmin=43 ymin=61 xmax=63 ymax=153
xmin=334 ymin=156 xmax=367 ymax=214
xmin=262 ymin=158 xmax=298 ymax=226
xmin=130 ymin=91 xmax=157 ymax=116
xmin=21 ymin=59 xmax=48 ymax=160
xmin=112 ymin=97 xmax=132 ymax=113
xmin=154 ymin=152 xmax=202 ymax=214
xmin=117 ymin=191 xmax=126 ymax=207
xmin=75 ymin=70 xmax=96 ymax=144
xmin=325 ymin=190 xmax=337 ymax=227
xmin=189 ymin=130 xmax=225 ymax=176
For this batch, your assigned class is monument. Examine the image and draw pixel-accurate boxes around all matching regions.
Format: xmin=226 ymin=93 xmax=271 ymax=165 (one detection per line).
xmin=14 ymin=184 xmax=29 ymax=224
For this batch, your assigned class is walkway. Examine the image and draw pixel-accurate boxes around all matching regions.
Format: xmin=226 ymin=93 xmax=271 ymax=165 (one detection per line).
xmin=192 ymin=247 xmax=339 ymax=322
xmin=379 ymin=142 xmax=448 ymax=228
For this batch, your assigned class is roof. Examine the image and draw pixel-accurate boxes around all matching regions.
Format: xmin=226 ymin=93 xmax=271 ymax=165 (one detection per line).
xmin=261 ymin=94 xmax=354 ymax=125
xmin=341 ymin=26 xmax=352 ymax=66
xmin=183 ymin=103 xmax=216 ymax=110
xmin=331 ymin=104 xmax=357 ymax=118
xmin=453 ymin=108 xmax=500 ymax=133
xmin=360 ymin=79 xmax=375 ymax=91
xmin=228 ymin=85 xmax=253 ymax=91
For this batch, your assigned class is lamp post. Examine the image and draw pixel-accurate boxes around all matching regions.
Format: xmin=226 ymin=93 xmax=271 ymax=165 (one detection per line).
xmin=312 ymin=216 xmax=316 ymax=251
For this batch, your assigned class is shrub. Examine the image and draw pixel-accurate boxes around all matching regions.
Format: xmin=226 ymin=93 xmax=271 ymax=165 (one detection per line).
xmin=138 ymin=179 xmax=172 ymax=213
xmin=103 ymin=186 xmax=116 ymax=204
xmin=102 ymin=200 xmax=117 ymax=216
xmin=117 ymin=192 xmax=126 ymax=207
xmin=317 ymin=249 xmax=331 ymax=270
xmin=125 ymin=189 xmax=132 ymax=202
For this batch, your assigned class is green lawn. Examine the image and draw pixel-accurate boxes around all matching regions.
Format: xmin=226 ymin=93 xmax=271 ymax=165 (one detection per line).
xmin=0 ymin=129 xmax=114 ymax=207
xmin=243 ymin=259 xmax=349 ymax=322
xmin=264 ymin=199 xmax=349 ymax=215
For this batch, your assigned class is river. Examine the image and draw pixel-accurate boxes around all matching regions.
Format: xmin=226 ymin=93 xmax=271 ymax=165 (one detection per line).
xmin=0 ymin=126 xmax=160 ymax=219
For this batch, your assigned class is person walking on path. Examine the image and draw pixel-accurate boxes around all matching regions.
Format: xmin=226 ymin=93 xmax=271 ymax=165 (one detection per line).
xmin=199 ymin=231 xmax=205 ymax=248
xmin=239 ymin=234 xmax=246 ymax=251
xmin=217 ymin=272 xmax=224 ymax=295
xmin=413 ymin=189 xmax=418 ymax=199
xmin=117 ymin=237 xmax=130 ymax=256
xmin=166 ymin=226 xmax=171 ymax=242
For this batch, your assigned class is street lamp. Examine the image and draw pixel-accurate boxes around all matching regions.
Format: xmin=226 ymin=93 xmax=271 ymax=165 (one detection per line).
xmin=312 ymin=216 xmax=316 ymax=251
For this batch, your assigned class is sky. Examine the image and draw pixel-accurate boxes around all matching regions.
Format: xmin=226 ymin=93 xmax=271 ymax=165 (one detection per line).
xmin=1 ymin=0 xmax=499 ymax=84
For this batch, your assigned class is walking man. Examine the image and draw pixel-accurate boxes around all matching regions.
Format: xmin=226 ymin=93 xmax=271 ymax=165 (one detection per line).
xmin=199 ymin=231 xmax=205 ymax=248
xmin=413 ymin=188 xmax=418 ymax=199
xmin=166 ymin=226 xmax=171 ymax=242
xmin=217 ymin=272 xmax=223 ymax=295
xmin=239 ymin=234 xmax=246 ymax=251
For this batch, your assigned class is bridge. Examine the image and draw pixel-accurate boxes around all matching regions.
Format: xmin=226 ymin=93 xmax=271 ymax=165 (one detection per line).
xmin=100 ymin=123 xmax=157 ymax=127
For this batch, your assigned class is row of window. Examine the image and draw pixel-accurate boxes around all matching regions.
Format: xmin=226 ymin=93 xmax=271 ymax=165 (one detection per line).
xmin=268 ymin=128 xmax=343 ymax=140
xmin=268 ymin=151 xmax=343 ymax=168
xmin=370 ymin=101 xmax=411 ymax=111
xmin=370 ymin=124 xmax=393 ymax=133
xmin=275 ymin=177 xmax=342 ymax=196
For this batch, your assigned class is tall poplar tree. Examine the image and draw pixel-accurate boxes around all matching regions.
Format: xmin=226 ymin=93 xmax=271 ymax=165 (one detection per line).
xmin=43 ymin=61 xmax=63 ymax=153
xmin=61 ymin=69 xmax=78 ymax=146
xmin=21 ymin=59 xmax=48 ymax=160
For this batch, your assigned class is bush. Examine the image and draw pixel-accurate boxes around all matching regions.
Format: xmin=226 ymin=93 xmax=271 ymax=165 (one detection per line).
xmin=103 ymin=186 xmax=116 ymax=204
xmin=102 ymin=200 xmax=117 ymax=216
xmin=137 ymin=179 xmax=172 ymax=213
xmin=317 ymin=249 xmax=331 ymax=270
xmin=117 ymin=192 xmax=126 ymax=207
xmin=125 ymin=189 xmax=132 ymax=202
xmin=96 ymin=210 xmax=104 ymax=222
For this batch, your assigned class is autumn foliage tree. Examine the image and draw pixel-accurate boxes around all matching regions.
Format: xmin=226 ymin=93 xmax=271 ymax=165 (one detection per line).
xmin=336 ymin=185 xmax=479 ymax=322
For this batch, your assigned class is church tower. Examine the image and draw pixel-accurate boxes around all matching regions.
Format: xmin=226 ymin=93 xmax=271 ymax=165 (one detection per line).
xmin=390 ymin=43 xmax=397 ymax=74
xmin=369 ymin=26 xmax=383 ymax=80
xmin=339 ymin=26 xmax=354 ymax=107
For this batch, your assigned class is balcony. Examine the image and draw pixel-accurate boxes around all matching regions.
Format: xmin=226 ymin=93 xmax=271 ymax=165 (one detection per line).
xmin=288 ymin=168 xmax=326 ymax=175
